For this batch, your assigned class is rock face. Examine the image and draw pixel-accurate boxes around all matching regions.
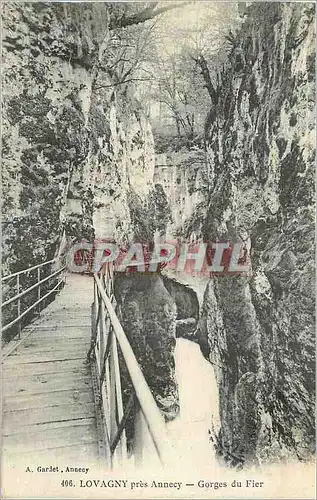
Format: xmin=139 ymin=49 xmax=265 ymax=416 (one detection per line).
xmin=154 ymin=150 xmax=209 ymax=238
xmin=195 ymin=2 xmax=315 ymax=466
xmin=162 ymin=276 xmax=199 ymax=341
xmin=3 ymin=1 xmax=315 ymax=469
xmin=2 ymin=2 xmax=157 ymax=275
xmin=2 ymin=2 xmax=178 ymax=440
xmin=114 ymin=273 xmax=179 ymax=446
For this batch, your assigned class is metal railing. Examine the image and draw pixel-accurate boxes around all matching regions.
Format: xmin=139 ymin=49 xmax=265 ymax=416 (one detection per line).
xmin=1 ymin=255 xmax=66 ymax=336
xmin=88 ymin=263 xmax=171 ymax=468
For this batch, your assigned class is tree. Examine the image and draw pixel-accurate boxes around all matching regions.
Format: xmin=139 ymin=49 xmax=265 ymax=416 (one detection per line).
xmin=108 ymin=2 xmax=190 ymax=30
xmin=148 ymin=50 xmax=208 ymax=143
xmin=139 ymin=2 xmax=242 ymax=144
xmin=97 ymin=18 xmax=159 ymax=88
xmin=94 ymin=2 xmax=242 ymax=146
xmin=89 ymin=2 xmax=191 ymax=99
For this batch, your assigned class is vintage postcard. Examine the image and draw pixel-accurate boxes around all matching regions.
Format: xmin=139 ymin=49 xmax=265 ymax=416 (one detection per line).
xmin=1 ymin=0 xmax=315 ymax=498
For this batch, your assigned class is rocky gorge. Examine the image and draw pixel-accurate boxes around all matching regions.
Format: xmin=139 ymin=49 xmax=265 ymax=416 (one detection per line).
xmin=152 ymin=1 xmax=315 ymax=467
xmin=197 ymin=2 xmax=316 ymax=466
xmin=2 ymin=1 xmax=315 ymax=469
xmin=2 ymin=0 xmax=178 ymax=431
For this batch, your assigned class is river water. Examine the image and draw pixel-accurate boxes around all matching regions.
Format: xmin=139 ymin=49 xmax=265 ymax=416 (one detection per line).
xmin=167 ymin=338 xmax=221 ymax=470
xmin=131 ymin=337 xmax=221 ymax=472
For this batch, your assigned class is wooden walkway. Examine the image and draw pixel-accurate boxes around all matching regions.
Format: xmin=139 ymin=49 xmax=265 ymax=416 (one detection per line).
xmin=2 ymin=273 xmax=101 ymax=466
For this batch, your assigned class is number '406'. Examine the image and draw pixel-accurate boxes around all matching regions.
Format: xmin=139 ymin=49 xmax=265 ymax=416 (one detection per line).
xmin=61 ymin=479 xmax=74 ymax=487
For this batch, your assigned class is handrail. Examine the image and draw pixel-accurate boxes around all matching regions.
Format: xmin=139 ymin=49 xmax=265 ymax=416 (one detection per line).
xmin=2 ymin=266 xmax=65 ymax=308
xmin=94 ymin=274 xmax=170 ymax=464
xmin=90 ymin=264 xmax=171 ymax=468
xmin=2 ymin=257 xmax=59 ymax=282
xmin=2 ymin=255 xmax=66 ymax=336
xmin=2 ymin=277 xmax=64 ymax=334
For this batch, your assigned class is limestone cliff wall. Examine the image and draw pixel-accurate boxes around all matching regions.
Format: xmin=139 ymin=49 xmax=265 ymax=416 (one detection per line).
xmin=2 ymin=2 xmax=177 ymax=436
xmin=114 ymin=273 xmax=179 ymax=445
xmin=2 ymin=2 xmax=156 ymax=276
xmin=154 ymin=150 xmax=209 ymax=238
xmin=196 ymin=2 xmax=315 ymax=466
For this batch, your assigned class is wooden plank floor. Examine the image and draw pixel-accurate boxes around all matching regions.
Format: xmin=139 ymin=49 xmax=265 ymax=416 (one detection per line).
xmin=2 ymin=273 xmax=101 ymax=466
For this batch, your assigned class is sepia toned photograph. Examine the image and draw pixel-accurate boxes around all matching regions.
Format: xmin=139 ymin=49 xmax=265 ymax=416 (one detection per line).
xmin=1 ymin=0 xmax=315 ymax=498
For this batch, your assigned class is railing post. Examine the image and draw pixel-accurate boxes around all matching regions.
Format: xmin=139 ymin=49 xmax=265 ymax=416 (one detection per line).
xmin=98 ymin=291 xmax=113 ymax=458
xmin=101 ymin=266 xmax=113 ymax=438
xmin=17 ymin=274 xmax=21 ymax=339
xmin=107 ymin=264 xmax=111 ymax=296
xmin=104 ymin=332 xmax=111 ymax=433
xmin=37 ymin=267 xmax=41 ymax=314
xmin=112 ymin=334 xmax=127 ymax=462
xmin=93 ymin=280 xmax=98 ymax=332
xmin=109 ymin=340 xmax=118 ymax=449
xmin=134 ymin=405 xmax=144 ymax=468
xmin=99 ymin=301 xmax=105 ymax=378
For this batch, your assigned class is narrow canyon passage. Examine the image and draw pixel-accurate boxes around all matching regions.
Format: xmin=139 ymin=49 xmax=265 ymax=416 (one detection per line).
xmin=2 ymin=2 xmax=315 ymax=496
